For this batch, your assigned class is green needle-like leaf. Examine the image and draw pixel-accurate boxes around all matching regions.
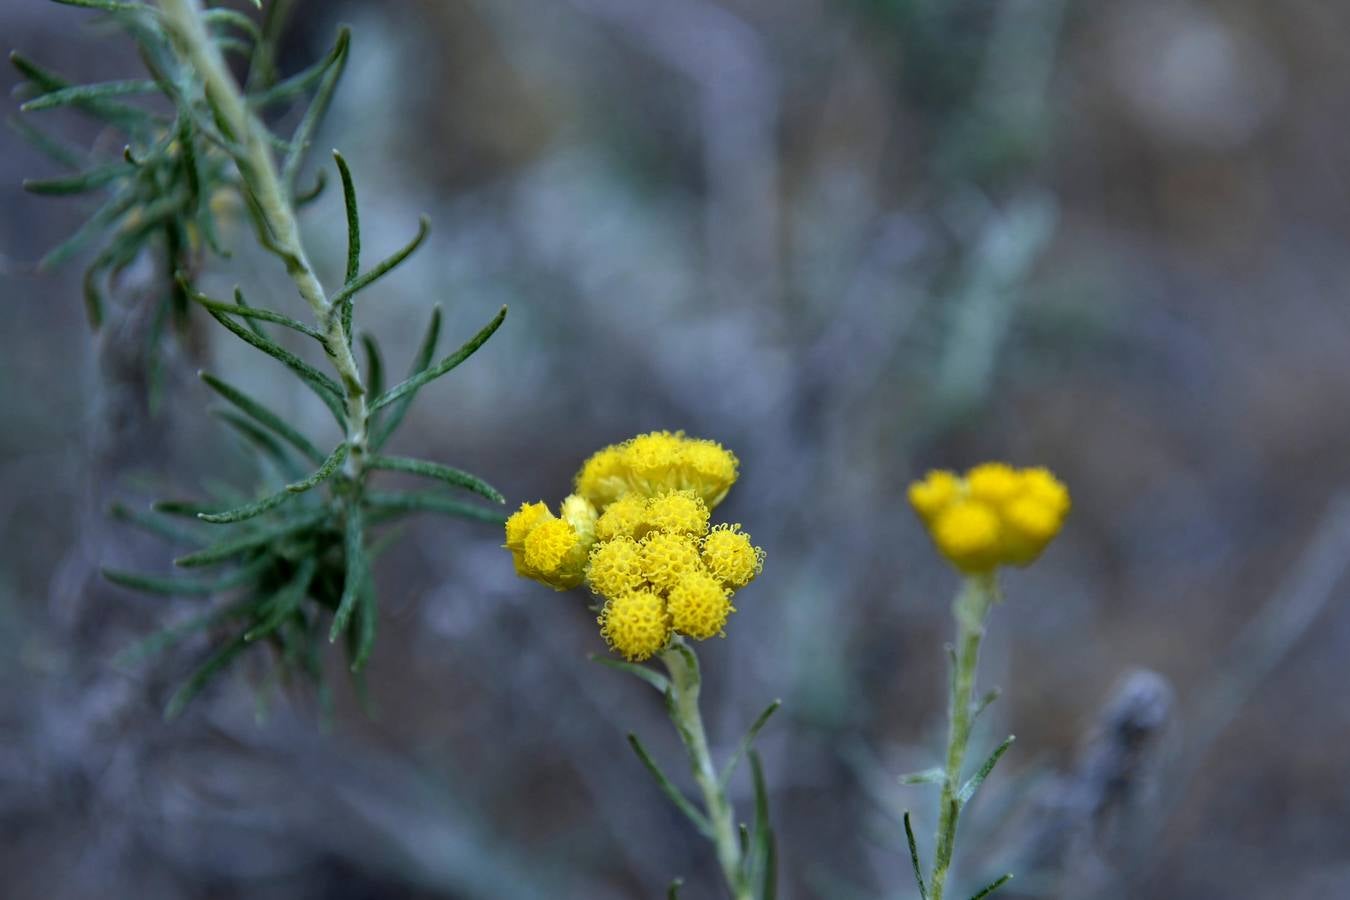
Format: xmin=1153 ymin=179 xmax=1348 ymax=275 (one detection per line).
xmin=328 ymin=215 xmax=429 ymax=312
xmin=174 ymin=509 xmax=326 ymax=568
xmin=51 ymin=0 xmax=146 ymax=11
xmin=165 ymin=631 xmax=250 ymax=719
xmin=361 ymin=333 xmax=384 ymax=398
xmin=968 ymin=874 xmax=1013 ymax=900
xmin=196 ymin=442 xmax=346 ymax=523
xmin=201 ymin=372 xmax=325 ymax=464
xmin=957 ymin=735 xmax=1015 ymax=806
xmin=248 ymin=24 xmax=348 ymax=107
xmin=244 ymin=558 xmax=316 ymax=642
xmin=22 ymin=159 xmax=130 ymax=195
xmin=667 ymin=878 xmax=683 ymax=900
xmin=350 ymin=569 xmax=376 ymax=672
xmin=21 ymin=79 xmax=159 ymax=113
xmin=900 ymin=767 xmax=948 ymax=786
xmin=191 ymin=289 xmax=324 ymax=341
xmin=333 ymin=150 xmax=360 ymax=284
xmin=904 ymin=811 xmax=929 ymax=900
xmin=720 ymin=699 xmax=781 ymax=787
xmin=367 ymin=454 xmax=503 ymax=504
xmin=109 ymin=501 xmax=207 ymax=546
xmin=203 ymin=8 xmax=261 ymax=40
xmin=281 ymin=26 xmax=350 ymax=190
xmin=372 ymin=304 xmax=441 ymax=449
xmin=588 ymin=654 xmax=671 ymax=694
xmin=363 ymin=490 xmax=508 ymax=526
xmin=371 ymin=306 xmax=507 ymax=413
xmin=328 ymin=503 xmax=367 ymax=642
xmin=103 ymin=562 xmax=260 ymax=596
xmin=204 ymin=306 xmax=347 ymax=426
xmin=627 ymin=733 xmax=714 ymax=838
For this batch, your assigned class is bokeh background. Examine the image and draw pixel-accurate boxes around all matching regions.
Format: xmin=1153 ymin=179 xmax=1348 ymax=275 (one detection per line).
xmin=4 ymin=0 xmax=1349 ymax=897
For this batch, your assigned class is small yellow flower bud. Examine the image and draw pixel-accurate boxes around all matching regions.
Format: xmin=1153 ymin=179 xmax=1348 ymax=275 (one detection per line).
xmin=598 ymin=589 xmax=672 ymax=661
xmin=587 ymin=537 xmax=646 ymax=600
xmin=560 ymin=493 xmax=598 ymax=543
xmin=639 ymin=531 xmax=703 ymax=592
xmin=667 ymin=571 xmax=734 ymax=640
xmin=701 ymin=523 xmax=763 ymax=589
xmin=595 ymin=494 xmax=647 ymax=541
xmin=908 ymin=470 xmax=961 ymax=525
xmin=644 ymin=490 xmax=710 ymax=536
xmin=932 ymin=500 xmax=1003 ymax=573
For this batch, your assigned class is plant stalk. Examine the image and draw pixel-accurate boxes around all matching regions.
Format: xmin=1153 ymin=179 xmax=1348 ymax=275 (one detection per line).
xmin=929 ymin=574 xmax=996 ymax=900
xmin=661 ymin=642 xmax=752 ymax=900
xmin=156 ymin=0 xmax=369 ymax=477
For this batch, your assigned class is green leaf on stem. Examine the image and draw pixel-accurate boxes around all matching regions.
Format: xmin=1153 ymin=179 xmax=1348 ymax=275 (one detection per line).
xmin=720 ymin=698 xmax=781 ymax=787
xmin=20 ymin=79 xmax=158 ymax=113
xmin=328 ymin=502 xmax=366 ymax=642
xmin=191 ymin=289 xmax=325 ymax=341
xmin=328 ymin=215 xmax=429 ymax=312
xmin=371 ymin=305 xmax=506 ymax=413
xmin=174 ymin=509 xmax=326 ymax=568
xmin=666 ymin=878 xmax=683 ymax=900
xmin=361 ymin=333 xmax=384 ymax=398
xmin=972 ymin=687 xmax=1001 ymax=722
xmin=626 ymin=733 xmax=714 ymax=839
xmin=201 ymin=372 xmax=325 ymax=465
xmin=956 ymin=735 xmax=1014 ymax=806
xmin=367 ymin=454 xmax=504 ymax=504
xmin=372 ymin=304 xmax=441 ymax=449
xmin=22 ymin=159 xmax=129 ymax=195
xmin=363 ymin=490 xmax=506 ymax=526
xmin=244 ymin=558 xmax=316 ymax=642
xmin=164 ymin=631 xmax=250 ymax=719
xmin=903 ymin=811 xmax=928 ymax=900
xmin=280 ymin=26 xmax=350 ymax=190
xmin=968 ymin=874 xmax=1013 ymax=900
xmin=196 ymin=442 xmax=346 ymax=523
xmin=109 ymin=501 xmax=207 ymax=546
xmin=899 ymin=767 xmax=947 ymax=786
xmin=588 ymin=654 xmax=671 ymax=694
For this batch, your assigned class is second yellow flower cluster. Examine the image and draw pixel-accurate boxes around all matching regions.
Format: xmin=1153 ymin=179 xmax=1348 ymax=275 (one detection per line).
xmin=908 ymin=463 xmax=1070 ymax=573
xmin=505 ymin=432 xmax=764 ymax=661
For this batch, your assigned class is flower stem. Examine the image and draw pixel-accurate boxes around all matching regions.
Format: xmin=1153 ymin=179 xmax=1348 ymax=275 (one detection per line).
xmin=156 ymin=0 xmax=369 ymax=478
xmin=661 ymin=641 xmax=753 ymax=900
xmin=929 ymin=574 xmax=996 ymax=900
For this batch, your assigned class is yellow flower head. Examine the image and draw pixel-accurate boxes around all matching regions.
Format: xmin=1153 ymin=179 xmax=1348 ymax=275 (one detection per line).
xmin=574 ymin=431 xmax=739 ymax=510
xmin=910 ymin=463 xmax=1070 ymax=573
xmin=598 ymin=589 xmax=672 ymax=661
xmin=644 ymin=490 xmax=710 ymax=536
xmin=639 ymin=531 xmax=704 ymax=592
xmin=667 ymin=571 xmax=734 ymax=640
xmin=504 ymin=501 xmax=551 ymax=552
xmin=595 ymin=493 xmax=647 ymax=542
xmin=523 ymin=517 xmax=589 ymax=590
xmin=701 ymin=523 xmax=764 ymax=589
xmin=587 ymin=537 xmax=646 ymax=600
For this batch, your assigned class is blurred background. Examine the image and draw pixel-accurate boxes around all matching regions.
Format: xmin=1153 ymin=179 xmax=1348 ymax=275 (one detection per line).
xmin=3 ymin=0 xmax=1350 ymax=897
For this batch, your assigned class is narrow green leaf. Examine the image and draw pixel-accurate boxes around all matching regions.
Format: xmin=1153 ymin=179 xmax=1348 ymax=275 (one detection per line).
xmin=165 ymin=631 xmax=250 ymax=719
xmin=201 ymin=372 xmax=324 ymax=464
xmin=204 ymin=306 xmax=347 ymax=426
xmin=8 ymin=115 xmax=87 ymax=169
xmin=249 ymin=22 xmax=345 ymax=107
xmin=372 ymin=305 xmax=441 ymax=449
xmin=293 ymin=167 xmax=326 ymax=206
xmin=957 ymin=735 xmax=1015 ymax=806
xmin=588 ymin=654 xmax=671 ymax=693
xmin=363 ymin=490 xmax=507 ymax=526
xmin=328 ymin=502 xmax=366 ymax=642
xmin=361 ymin=334 xmax=384 ymax=398
xmin=328 ymin=215 xmax=428 ymax=312
xmin=244 ymin=558 xmax=316 ymax=642
xmin=720 ymin=699 xmax=781 ymax=787
xmin=203 ymin=8 xmax=261 ymax=40
xmin=10 ymin=53 xmax=151 ymax=128
xmin=371 ymin=306 xmax=507 ymax=413
xmin=281 ymin=27 xmax=350 ymax=190
xmin=103 ymin=563 xmax=260 ymax=596
xmin=231 ymin=287 xmax=269 ymax=338
xmin=968 ymin=874 xmax=1013 ymax=900
xmin=973 ymin=687 xmax=1001 ymax=722
xmin=196 ymin=443 xmax=346 ymax=523
xmin=904 ymin=811 xmax=928 ymax=900
xmin=666 ymin=878 xmax=683 ymax=900
xmin=350 ymin=569 xmax=377 ymax=672
xmin=22 ymin=159 xmax=129 ymax=195
xmin=109 ymin=501 xmax=207 ymax=546
xmin=51 ymin=0 xmax=145 ymax=10
xmin=627 ymin=733 xmax=714 ymax=838
xmin=747 ymin=750 xmax=774 ymax=896
xmin=333 ymin=150 xmax=360 ymax=284
xmin=213 ymin=410 xmax=303 ymax=480
xmin=900 ymin=767 xmax=948 ymax=787
xmin=367 ymin=454 xmax=503 ymax=504
xmin=21 ymin=79 xmax=159 ymax=113
xmin=115 ymin=599 xmax=254 ymax=667
xmin=191 ymin=289 xmax=324 ymax=340
xmin=37 ymin=187 xmax=137 ymax=272
xmin=174 ymin=509 xmax=326 ymax=568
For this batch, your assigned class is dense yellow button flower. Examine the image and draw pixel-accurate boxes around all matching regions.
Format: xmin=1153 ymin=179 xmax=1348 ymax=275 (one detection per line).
xmin=644 ymin=490 xmax=710 ymax=536
xmin=910 ymin=463 xmax=1070 ymax=573
xmin=509 ymin=432 xmax=763 ymax=660
xmin=701 ymin=524 xmax=764 ymax=589
xmin=640 ymin=532 xmax=704 ymax=592
xmin=588 ymin=537 xmax=646 ymax=600
xmin=599 ymin=589 xmax=672 ymax=661
xmin=667 ymin=571 xmax=734 ymax=640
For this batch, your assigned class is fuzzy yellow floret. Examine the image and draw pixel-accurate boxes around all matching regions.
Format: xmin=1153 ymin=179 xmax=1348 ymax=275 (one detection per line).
xmin=598 ymin=590 xmax=672 ymax=661
xmin=523 ymin=518 xmax=588 ymax=590
xmin=504 ymin=501 xmax=551 ymax=552
xmin=576 ymin=446 xmax=629 ymax=508
xmin=560 ymin=493 xmax=598 ymax=543
xmin=587 ymin=537 xmax=646 ymax=600
xmin=966 ymin=463 xmax=1022 ymax=507
xmin=644 ymin=490 xmax=710 ymax=536
xmin=907 ymin=470 xmax=960 ymax=525
xmin=667 ymin=571 xmax=734 ymax=640
xmin=595 ymin=494 xmax=647 ymax=541
xmin=573 ymin=431 xmax=740 ymax=510
xmin=639 ymin=532 xmax=703 ymax=591
xmin=701 ymin=523 xmax=763 ymax=589
xmin=679 ymin=439 xmax=739 ymax=508
xmin=932 ymin=500 xmax=1003 ymax=573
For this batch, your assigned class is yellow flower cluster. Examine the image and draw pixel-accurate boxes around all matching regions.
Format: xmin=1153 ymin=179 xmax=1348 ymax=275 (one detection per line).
xmin=908 ymin=463 xmax=1070 ymax=573
xmin=505 ymin=432 xmax=763 ymax=661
